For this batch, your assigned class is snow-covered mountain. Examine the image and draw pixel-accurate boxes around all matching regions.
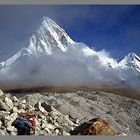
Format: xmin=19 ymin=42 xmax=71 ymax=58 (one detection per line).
xmin=28 ymin=17 xmax=74 ymax=55
xmin=0 ymin=17 xmax=75 ymax=68
xmin=119 ymin=53 xmax=140 ymax=72
xmin=0 ymin=17 xmax=140 ymax=91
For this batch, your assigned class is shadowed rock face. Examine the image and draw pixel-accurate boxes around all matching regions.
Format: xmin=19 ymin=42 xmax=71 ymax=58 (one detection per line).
xmin=70 ymin=118 xmax=117 ymax=135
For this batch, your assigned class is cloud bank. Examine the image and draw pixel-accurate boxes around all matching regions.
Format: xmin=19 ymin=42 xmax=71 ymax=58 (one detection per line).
xmin=0 ymin=42 xmax=140 ymax=92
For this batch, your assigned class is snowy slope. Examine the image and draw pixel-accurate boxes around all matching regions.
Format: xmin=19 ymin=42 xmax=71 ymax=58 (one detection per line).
xmin=28 ymin=17 xmax=74 ymax=55
xmin=119 ymin=53 xmax=140 ymax=72
xmin=0 ymin=17 xmax=75 ymax=68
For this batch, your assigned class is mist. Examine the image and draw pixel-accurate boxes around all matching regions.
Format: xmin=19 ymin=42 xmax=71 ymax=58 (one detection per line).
xmin=0 ymin=42 xmax=139 ymax=92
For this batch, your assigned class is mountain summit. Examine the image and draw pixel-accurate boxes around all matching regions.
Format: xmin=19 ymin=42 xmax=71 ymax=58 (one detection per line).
xmin=28 ymin=17 xmax=74 ymax=55
xmin=119 ymin=53 xmax=140 ymax=72
xmin=0 ymin=17 xmax=75 ymax=67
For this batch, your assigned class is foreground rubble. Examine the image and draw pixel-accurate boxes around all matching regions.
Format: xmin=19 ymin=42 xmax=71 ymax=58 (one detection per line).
xmin=0 ymin=89 xmax=76 ymax=135
xmin=0 ymin=89 xmax=129 ymax=136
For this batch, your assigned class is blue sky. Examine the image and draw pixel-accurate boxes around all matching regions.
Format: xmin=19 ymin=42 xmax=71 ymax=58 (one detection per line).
xmin=0 ymin=5 xmax=140 ymax=61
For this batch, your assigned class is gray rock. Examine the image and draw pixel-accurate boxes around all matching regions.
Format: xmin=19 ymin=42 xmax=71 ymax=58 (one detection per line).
xmin=13 ymin=102 xmax=19 ymax=107
xmin=62 ymin=131 xmax=70 ymax=136
xmin=25 ymin=104 xmax=35 ymax=112
xmin=23 ymin=93 xmax=44 ymax=106
xmin=57 ymin=115 xmax=74 ymax=126
xmin=0 ymin=120 xmax=2 ymax=127
xmin=17 ymin=103 xmax=26 ymax=110
xmin=44 ymin=128 xmax=53 ymax=135
xmin=54 ymin=128 xmax=59 ymax=135
xmin=0 ymin=99 xmax=10 ymax=111
xmin=10 ymin=132 xmax=16 ymax=135
xmin=47 ymin=116 xmax=54 ymax=124
xmin=11 ymin=96 xmax=19 ymax=102
xmin=17 ymin=104 xmax=23 ymax=109
xmin=4 ymin=96 xmax=13 ymax=109
xmin=136 ymin=118 xmax=140 ymax=126
xmin=56 ymin=127 xmax=63 ymax=135
xmin=41 ymin=102 xmax=52 ymax=112
xmin=75 ymin=119 xmax=80 ymax=124
xmin=20 ymin=99 xmax=26 ymax=104
xmin=64 ymin=116 xmax=75 ymax=126
xmin=12 ymin=107 xmax=18 ymax=113
xmin=57 ymin=116 xmax=64 ymax=124
xmin=7 ymin=126 xmax=15 ymax=132
xmin=0 ymin=129 xmax=9 ymax=135
xmin=64 ymin=125 xmax=74 ymax=132
xmin=38 ymin=130 xmax=47 ymax=136
xmin=53 ymin=121 xmax=60 ymax=127
xmin=9 ymin=113 xmax=18 ymax=121
xmin=40 ymin=120 xmax=47 ymax=129
xmin=34 ymin=101 xmax=46 ymax=113
xmin=52 ymin=115 xmax=59 ymax=120
xmin=1 ymin=126 xmax=6 ymax=130
xmin=46 ymin=123 xmax=55 ymax=130
xmin=0 ymin=90 xmax=4 ymax=97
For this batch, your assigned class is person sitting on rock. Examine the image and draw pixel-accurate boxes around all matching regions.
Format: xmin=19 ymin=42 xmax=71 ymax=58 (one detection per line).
xmin=12 ymin=115 xmax=33 ymax=135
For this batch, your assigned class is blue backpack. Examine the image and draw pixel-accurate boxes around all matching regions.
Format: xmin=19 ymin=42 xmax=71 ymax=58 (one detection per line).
xmin=12 ymin=116 xmax=32 ymax=129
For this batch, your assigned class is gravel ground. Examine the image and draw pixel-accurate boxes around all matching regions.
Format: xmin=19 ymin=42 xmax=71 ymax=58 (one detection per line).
xmin=11 ymin=90 xmax=140 ymax=135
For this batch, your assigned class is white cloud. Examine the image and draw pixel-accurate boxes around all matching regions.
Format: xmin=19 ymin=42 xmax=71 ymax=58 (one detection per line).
xmin=0 ymin=42 xmax=139 ymax=92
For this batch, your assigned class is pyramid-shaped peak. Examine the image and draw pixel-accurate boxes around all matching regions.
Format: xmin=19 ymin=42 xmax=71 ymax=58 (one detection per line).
xmin=41 ymin=16 xmax=60 ymax=29
xmin=119 ymin=52 xmax=140 ymax=71
xmin=42 ymin=16 xmax=55 ymax=24
xmin=28 ymin=16 xmax=74 ymax=55
xmin=126 ymin=53 xmax=140 ymax=62
xmin=127 ymin=52 xmax=137 ymax=57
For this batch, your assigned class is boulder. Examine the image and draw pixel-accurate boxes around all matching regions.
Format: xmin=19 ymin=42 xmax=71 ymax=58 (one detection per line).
xmin=18 ymin=109 xmax=26 ymax=113
xmin=4 ymin=113 xmax=18 ymax=128
xmin=4 ymin=96 xmax=13 ymax=109
xmin=0 ymin=121 xmax=2 ymax=127
xmin=0 ymin=129 xmax=9 ymax=135
xmin=41 ymin=102 xmax=52 ymax=112
xmin=57 ymin=116 xmax=64 ymax=124
xmin=46 ymin=123 xmax=55 ymax=130
xmin=0 ymin=99 xmax=10 ymax=111
xmin=7 ymin=126 xmax=15 ymax=132
xmin=13 ymin=102 xmax=19 ymax=107
xmin=70 ymin=118 xmax=117 ymax=135
xmin=56 ymin=115 xmax=74 ymax=126
xmin=54 ymin=128 xmax=59 ymax=135
xmin=62 ymin=131 xmax=70 ymax=136
xmin=118 ymin=133 xmax=127 ymax=136
xmin=11 ymin=96 xmax=19 ymax=102
xmin=20 ymin=99 xmax=26 ymax=104
xmin=47 ymin=116 xmax=54 ymax=124
xmin=136 ymin=118 xmax=140 ymax=126
xmin=40 ymin=120 xmax=47 ymax=129
xmin=0 ymin=89 xmax=4 ymax=97
xmin=34 ymin=101 xmax=46 ymax=113
xmin=9 ymin=113 xmax=18 ymax=121
xmin=75 ymin=119 xmax=80 ymax=124
xmin=44 ymin=127 xmax=52 ymax=134
xmin=12 ymin=107 xmax=18 ymax=113
xmin=10 ymin=132 xmax=16 ymax=135
xmin=64 ymin=125 xmax=74 ymax=132
xmin=64 ymin=116 xmax=75 ymax=126
xmin=25 ymin=104 xmax=35 ymax=112
xmin=38 ymin=130 xmax=48 ymax=136
xmin=53 ymin=121 xmax=60 ymax=127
